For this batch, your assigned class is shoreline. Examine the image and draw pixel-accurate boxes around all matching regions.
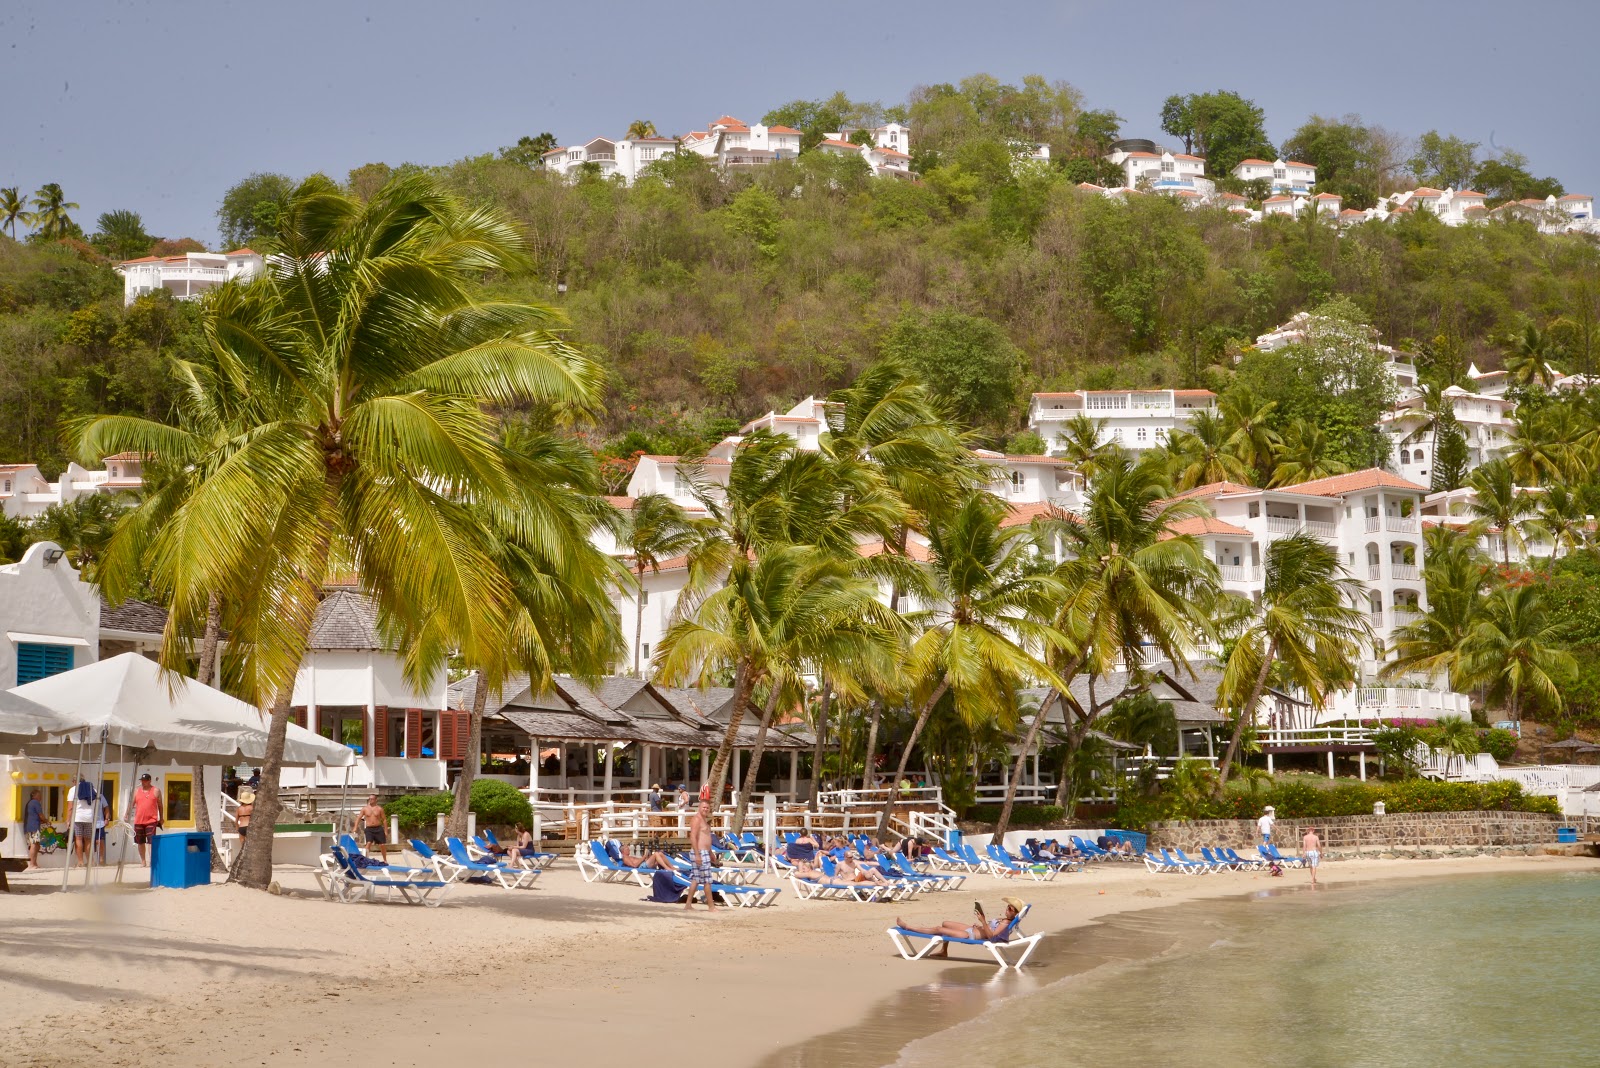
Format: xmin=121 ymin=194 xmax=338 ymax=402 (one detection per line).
xmin=3 ymin=852 xmax=1594 ymax=1068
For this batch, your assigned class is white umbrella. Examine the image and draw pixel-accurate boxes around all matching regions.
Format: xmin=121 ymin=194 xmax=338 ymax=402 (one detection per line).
xmin=0 ymin=688 xmax=81 ymax=754
xmin=11 ymin=653 xmax=355 ymax=768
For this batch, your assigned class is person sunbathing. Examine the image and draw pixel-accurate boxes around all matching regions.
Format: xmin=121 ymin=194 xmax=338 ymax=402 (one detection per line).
xmin=833 ymin=856 xmax=890 ymax=885
xmin=896 ymin=898 xmax=1024 ymax=956
xmin=783 ymin=832 xmax=822 ymax=875
xmin=614 ymin=846 xmax=682 ymax=871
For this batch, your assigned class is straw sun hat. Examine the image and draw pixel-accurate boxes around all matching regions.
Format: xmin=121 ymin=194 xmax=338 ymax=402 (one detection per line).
xmin=238 ymin=787 xmax=256 ymax=804
xmin=1001 ymin=896 xmax=1026 ymax=913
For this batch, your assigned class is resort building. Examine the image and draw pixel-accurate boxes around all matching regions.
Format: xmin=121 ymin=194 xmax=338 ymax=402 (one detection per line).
xmin=540 ymin=135 xmax=679 ymax=184
xmin=115 ymin=249 xmax=263 ymax=306
xmin=0 ymin=455 xmax=146 ymax=520
xmin=1230 ymin=158 xmax=1318 ymax=196
xmin=1027 ymin=389 xmax=1220 ymax=455
xmin=823 ymin=122 xmax=911 ymax=155
xmin=1381 ymin=385 xmax=1516 ymax=486
xmin=1253 ymin=312 xmax=1420 ymax=394
xmin=679 ymin=116 xmax=801 ymax=170
xmin=814 ymin=137 xmax=914 ymax=178
xmin=1104 ymin=139 xmax=1212 ymax=197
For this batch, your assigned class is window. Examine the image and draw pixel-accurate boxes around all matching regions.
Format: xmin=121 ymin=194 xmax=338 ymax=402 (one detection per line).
xmin=1248 ymin=503 xmax=1260 ymax=518
xmin=1155 ymin=427 xmax=1166 ymax=442
xmin=1010 ymin=470 xmax=1025 ymax=491
xmin=639 ymin=589 xmax=649 ymax=607
xmin=1415 ymin=448 xmax=1426 ymax=461
xmin=2 ymin=480 xmax=9 ymax=493
xmin=1400 ymin=450 xmax=1410 ymax=464
xmin=16 ymin=642 xmax=73 ymax=685
xmin=1136 ymin=427 xmax=1148 ymax=443
xmin=164 ymin=774 xmax=195 ymax=828
xmin=640 ymin=147 xmax=655 ymax=161
xmin=1274 ymin=168 xmax=1286 ymax=180
xmin=641 ymin=643 xmax=651 ymax=660
xmin=1160 ymin=160 xmax=1174 ymax=173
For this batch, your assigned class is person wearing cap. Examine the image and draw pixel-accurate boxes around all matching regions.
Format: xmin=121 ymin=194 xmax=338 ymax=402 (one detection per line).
xmin=132 ymin=772 xmax=164 ymax=866
xmin=1257 ymin=806 xmax=1276 ymax=846
xmin=896 ymin=898 xmax=1026 ymax=955
xmin=647 ymin=783 xmax=664 ymax=811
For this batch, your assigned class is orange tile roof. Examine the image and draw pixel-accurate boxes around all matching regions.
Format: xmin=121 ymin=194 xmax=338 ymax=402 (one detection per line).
xmin=765 ymin=125 xmax=802 ymax=135
xmin=1170 ymin=480 xmax=1258 ymax=500
xmin=856 ymin=539 xmax=934 ymax=562
xmin=1003 ymin=454 xmax=1071 ymax=466
xmin=1164 ymin=516 xmax=1254 ymax=538
xmin=119 ymin=255 xmax=162 ymax=264
xmin=1560 ymin=193 xmax=1593 ymax=201
xmin=874 ymin=147 xmax=910 ymax=159
xmin=999 ymin=501 xmax=1066 ymax=528
xmin=1289 ymin=469 xmax=1427 ymax=496
xmin=817 ymin=138 xmax=859 ymax=150
xmin=101 ymin=451 xmax=144 ymax=461
xmin=1411 ymin=187 xmax=1444 ymax=197
xmin=225 ymin=248 xmax=257 ymax=256
xmin=1314 ymin=192 xmax=1342 ymax=200
xmin=1340 ymin=209 xmax=1366 ymax=216
xmin=711 ymin=116 xmax=744 ymax=126
xmin=1123 ymin=151 xmax=1160 ymax=159
xmin=1236 ymin=159 xmax=1273 ymax=166
xmin=1077 ymin=182 xmax=1104 ymax=190
xmin=1264 ymin=196 xmax=1292 ymax=203
xmin=1172 ymin=153 xmax=1204 ymax=161
xmin=1284 ymin=161 xmax=1315 ymax=169
xmin=1174 ymin=389 xmax=1217 ymax=397
xmin=1454 ymin=190 xmax=1485 ymax=198
xmin=1219 ymin=192 xmax=1246 ymax=200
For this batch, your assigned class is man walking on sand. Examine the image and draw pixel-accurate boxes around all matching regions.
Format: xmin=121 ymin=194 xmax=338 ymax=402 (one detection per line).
xmin=683 ymin=785 xmax=717 ymax=912
xmin=358 ymin=795 xmax=387 ymax=854
xmin=132 ymin=773 xmax=164 ymax=866
xmin=1257 ymin=806 xmax=1276 ymax=847
xmin=1303 ymin=826 xmax=1322 ymax=887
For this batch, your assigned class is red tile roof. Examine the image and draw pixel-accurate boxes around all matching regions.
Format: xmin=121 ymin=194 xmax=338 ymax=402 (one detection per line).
xmin=1340 ymin=209 xmax=1366 ymax=216
xmin=1284 ymin=161 xmax=1315 ymax=169
xmin=1077 ymin=182 xmax=1104 ymax=191
xmin=119 ymin=255 xmax=162 ymax=264
xmin=817 ymin=138 xmax=859 ymax=150
xmin=1264 ymin=196 xmax=1293 ymax=203
xmin=1289 ymin=469 xmax=1427 ymax=496
xmin=1219 ymin=193 xmax=1247 ymax=201
xmin=1174 ymin=389 xmax=1217 ymax=397
xmin=874 ymin=147 xmax=910 ymax=159
xmin=999 ymin=501 xmax=1065 ymax=528
xmin=225 ymin=248 xmax=257 ymax=256
xmin=1560 ymin=193 xmax=1593 ymax=201
xmin=1170 ymin=481 xmax=1258 ymax=500
xmin=1314 ymin=192 xmax=1342 ymax=200
xmin=1003 ymin=454 xmax=1071 ymax=466
xmin=1164 ymin=516 xmax=1254 ymax=538
xmin=711 ymin=116 xmax=744 ymax=126
xmin=1454 ymin=190 xmax=1485 ymax=198
xmin=1236 ymin=159 xmax=1273 ymax=166
xmin=765 ymin=125 xmax=802 ymax=135
xmin=1122 ymin=151 xmax=1160 ymax=159
xmin=1172 ymin=153 xmax=1204 ymax=161
xmin=1411 ymin=187 xmax=1444 ymax=197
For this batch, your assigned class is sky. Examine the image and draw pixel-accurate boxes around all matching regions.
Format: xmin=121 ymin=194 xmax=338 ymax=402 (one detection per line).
xmin=4 ymin=0 xmax=1596 ymax=246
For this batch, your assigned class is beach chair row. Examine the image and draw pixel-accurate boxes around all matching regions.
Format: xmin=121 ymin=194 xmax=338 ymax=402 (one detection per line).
xmin=1142 ymin=843 xmax=1306 ymax=874
xmin=577 ymin=840 xmax=779 ymax=907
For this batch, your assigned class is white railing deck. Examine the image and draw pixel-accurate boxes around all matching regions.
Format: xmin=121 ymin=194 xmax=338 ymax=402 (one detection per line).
xmin=1260 ymin=725 xmax=1380 ymax=748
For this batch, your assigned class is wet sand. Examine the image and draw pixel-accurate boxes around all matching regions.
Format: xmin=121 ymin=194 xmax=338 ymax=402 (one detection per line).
xmin=3 ymin=852 xmax=1593 ymax=1068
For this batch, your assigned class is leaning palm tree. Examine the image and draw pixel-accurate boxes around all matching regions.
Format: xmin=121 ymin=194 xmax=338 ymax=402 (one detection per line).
xmin=29 ymin=183 xmax=79 ymax=238
xmin=1501 ymin=323 xmax=1563 ymax=391
xmin=1165 ymin=409 xmax=1252 ymax=490
xmin=874 ymin=492 xmax=1067 ymax=836
xmin=1381 ymin=529 xmax=1488 ymax=692
xmin=104 ymin=174 xmax=603 ymax=890
xmin=1 ymin=187 xmax=29 ymax=240
xmin=615 ymin=493 xmax=709 ymax=675
xmin=1526 ymin=482 xmax=1587 ymax=560
xmin=1466 ymin=460 xmax=1535 ymax=565
xmin=1215 ymin=533 xmax=1372 ymax=791
xmin=1459 ymin=585 xmax=1576 ymax=727
xmin=1269 ymin=418 xmax=1350 ymax=487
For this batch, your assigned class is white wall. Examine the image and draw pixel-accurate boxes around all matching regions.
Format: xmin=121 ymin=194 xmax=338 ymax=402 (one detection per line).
xmin=0 ymin=542 xmax=99 ymax=689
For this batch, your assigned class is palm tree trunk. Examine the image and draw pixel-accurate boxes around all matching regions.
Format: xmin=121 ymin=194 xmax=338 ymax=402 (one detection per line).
xmin=445 ymin=671 xmax=490 ymax=840
xmin=810 ymin=684 xmax=831 ymax=812
xmin=860 ymin=699 xmax=883 ymax=790
xmin=705 ymin=661 xmax=756 ymax=807
xmin=874 ymin=678 xmax=950 ymax=837
xmin=731 ymin=687 xmax=782 ymax=835
xmin=230 ymin=680 xmax=295 ymax=888
xmin=1215 ymin=640 xmax=1277 ymax=794
xmin=990 ymin=691 xmax=1059 ymax=845
xmin=632 ymin=564 xmax=645 ymax=676
xmin=193 ymin=593 xmax=228 ymax=873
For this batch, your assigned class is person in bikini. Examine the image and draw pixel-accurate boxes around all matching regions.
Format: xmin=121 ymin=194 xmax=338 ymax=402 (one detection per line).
xmin=897 ymin=898 xmax=1025 ymax=957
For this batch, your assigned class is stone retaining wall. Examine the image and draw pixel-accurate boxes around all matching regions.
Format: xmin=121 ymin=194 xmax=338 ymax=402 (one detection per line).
xmin=1149 ymin=811 xmax=1564 ymax=853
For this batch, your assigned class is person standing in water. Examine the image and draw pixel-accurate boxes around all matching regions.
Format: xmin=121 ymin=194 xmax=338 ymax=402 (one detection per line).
xmin=1302 ymin=826 xmax=1322 ymax=887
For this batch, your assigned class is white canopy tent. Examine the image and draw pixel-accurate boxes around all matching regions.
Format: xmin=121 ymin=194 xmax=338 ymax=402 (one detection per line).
xmin=11 ymin=653 xmax=355 ymax=768
xmin=0 ymin=688 xmax=82 ymax=754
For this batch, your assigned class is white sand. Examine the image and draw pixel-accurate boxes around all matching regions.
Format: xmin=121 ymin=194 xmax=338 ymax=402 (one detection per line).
xmin=3 ymin=851 xmax=1593 ymax=1068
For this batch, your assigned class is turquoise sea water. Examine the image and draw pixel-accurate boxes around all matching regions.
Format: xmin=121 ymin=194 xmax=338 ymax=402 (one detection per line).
xmin=893 ymin=871 xmax=1599 ymax=1068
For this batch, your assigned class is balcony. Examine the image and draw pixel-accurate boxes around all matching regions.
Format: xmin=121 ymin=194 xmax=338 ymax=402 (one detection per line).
xmin=1265 ymin=516 xmax=1301 ymax=534
xmin=1390 ymin=563 xmax=1420 ymax=581
xmin=1365 ymin=515 xmax=1382 ymax=533
xmin=1368 ymin=564 xmax=1381 ymax=580
xmin=1219 ymin=564 xmax=1248 ymax=582
xmin=1304 ymin=520 xmax=1337 ymax=538
xmin=161 ymin=267 xmax=227 ymax=283
xmin=1387 ymin=516 xmax=1418 ymax=533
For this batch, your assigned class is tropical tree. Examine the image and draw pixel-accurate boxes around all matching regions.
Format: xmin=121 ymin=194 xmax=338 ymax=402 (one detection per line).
xmin=1050 ymin=413 xmax=1114 ymax=477
xmin=1459 ymin=584 xmax=1576 ymax=726
xmin=625 ymin=120 xmax=659 ymax=140
xmin=1164 ymin=409 xmax=1252 ymax=490
xmin=1466 ymin=460 xmax=1536 ymax=565
xmin=1269 ymin=418 xmax=1351 ymax=487
xmin=29 ymin=183 xmax=79 ymax=239
xmin=1527 ymin=482 xmax=1588 ymax=560
xmin=874 ymin=492 xmax=1066 ymax=836
xmin=31 ymin=494 xmax=130 ymax=577
xmin=91 ymin=174 xmax=604 ymax=890
xmin=1215 ymin=533 xmax=1372 ymax=791
xmin=1502 ymin=323 xmax=1563 ymax=390
xmin=614 ymin=493 xmax=708 ymax=675
xmin=1430 ymin=716 xmax=1480 ymax=778
xmin=1381 ymin=526 xmax=1489 ymax=692
xmin=91 ymin=209 xmax=155 ymax=261
xmin=1505 ymin=407 xmax=1573 ymax=487
xmin=1219 ymin=387 xmax=1281 ymax=483
xmin=0 ymin=187 xmax=28 ymax=240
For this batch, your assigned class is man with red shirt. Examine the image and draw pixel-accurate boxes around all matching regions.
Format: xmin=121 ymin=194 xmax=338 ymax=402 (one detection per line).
xmin=132 ymin=773 xmax=164 ymax=866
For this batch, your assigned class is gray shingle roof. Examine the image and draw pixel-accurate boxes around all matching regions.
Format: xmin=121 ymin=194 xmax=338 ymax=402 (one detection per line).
xmin=98 ymin=596 xmax=167 ymax=636
xmin=307 ymin=590 xmax=389 ymax=651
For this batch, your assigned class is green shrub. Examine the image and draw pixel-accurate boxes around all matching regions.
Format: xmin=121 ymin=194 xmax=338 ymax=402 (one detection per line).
xmin=967 ymin=804 xmax=1064 ymax=827
xmin=1118 ymin=777 xmax=1554 ymax=824
xmin=383 ymin=779 xmax=532 ymax=834
xmin=385 ymin=792 xmax=454 ymax=833
xmin=1479 ymin=728 xmax=1519 ymax=763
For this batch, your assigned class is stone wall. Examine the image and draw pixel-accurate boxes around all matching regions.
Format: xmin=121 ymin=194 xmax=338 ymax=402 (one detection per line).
xmin=1149 ymin=811 xmax=1565 ymax=853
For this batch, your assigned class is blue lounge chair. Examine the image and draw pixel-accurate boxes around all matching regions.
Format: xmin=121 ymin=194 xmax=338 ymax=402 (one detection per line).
xmin=1159 ymin=848 xmax=1206 ymax=875
xmin=1201 ymin=847 xmax=1242 ymax=871
xmin=324 ymin=846 xmax=449 ymax=906
xmin=1018 ymin=842 xmax=1082 ymax=873
xmin=1224 ymin=846 xmax=1263 ymax=870
xmin=889 ymin=853 xmax=964 ymax=890
xmin=1071 ymin=836 xmax=1112 ymax=862
xmin=440 ymin=837 xmax=540 ymax=889
xmin=672 ymin=870 xmax=781 ymax=908
xmin=1264 ymin=842 xmax=1306 ymax=868
xmin=575 ymin=839 xmax=671 ymax=886
xmin=885 ymin=903 xmax=1042 ymax=969
xmin=1172 ymin=847 xmax=1218 ymax=874
xmin=928 ymin=845 xmax=974 ymax=872
xmin=986 ymin=844 xmax=1058 ymax=882
xmin=481 ymin=828 xmax=557 ymax=869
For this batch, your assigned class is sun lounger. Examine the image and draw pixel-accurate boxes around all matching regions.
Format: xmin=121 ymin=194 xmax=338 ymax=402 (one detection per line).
xmin=1142 ymin=850 xmax=1175 ymax=873
xmin=985 ymin=844 xmax=1058 ymax=882
xmin=789 ymin=871 xmax=888 ymax=903
xmin=890 ymin=853 xmax=965 ymax=890
xmin=575 ymin=840 xmax=669 ymax=886
xmin=322 ymin=846 xmax=449 ymax=906
xmin=885 ymin=903 xmax=1042 ymax=969
xmin=477 ymin=828 xmax=556 ymax=869
xmin=436 ymin=837 xmax=539 ymax=889
xmin=1071 ymin=836 xmax=1114 ymax=862
xmin=927 ymin=846 xmax=973 ymax=872
xmin=1157 ymin=848 xmax=1206 ymax=875
xmin=1201 ymin=847 xmax=1242 ymax=871
xmin=672 ymin=871 xmax=781 ymax=908
xmin=1171 ymin=847 xmax=1218 ymax=874
xmin=1224 ymin=847 xmax=1263 ymax=870
xmin=1018 ymin=843 xmax=1083 ymax=873
xmin=1264 ymin=843 xmax=1306 ymax=868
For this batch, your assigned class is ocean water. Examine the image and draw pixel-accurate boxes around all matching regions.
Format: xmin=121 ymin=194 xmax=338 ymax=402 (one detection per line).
xmin=893 ymin=871 xmax=1599 ymax=1068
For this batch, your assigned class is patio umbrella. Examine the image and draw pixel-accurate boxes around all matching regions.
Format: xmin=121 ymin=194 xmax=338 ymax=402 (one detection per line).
xmin=0 ymin=688 xmax=81 ymax=754
xmin=10 ymin=653 xmax=354 ymax=768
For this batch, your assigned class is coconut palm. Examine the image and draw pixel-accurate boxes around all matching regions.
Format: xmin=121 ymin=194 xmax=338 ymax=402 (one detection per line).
xmin=1050 ymin=413 xmax=1116 ymax=478
xmin=1215 ymin=533 xmax=1372 ymax=791
xmin=1504 ymin=407 xmax=1572 ymax=488
xmin=32 ymin=494 xmax=130 ymax=577
xmin=1 ymin=187 xmax=29 ymax=240
xmin=1219 ymin=387 xmax=1281 ymax=482
xmin=625 ymin=120 xmax=659 ymax=140
xmin=1466 ymin=460 xmax=1535 ymax=565
xmin=1269 ymin=418 xmax=1351 ymax=487
xmin=1527 ymin=482 xmax=1588 ymax=560
xmin=873 ymin=492 xmax=1067 ymax=836
xmin=1459 ymin=585 xmax=1576 ymax=726
xmin=92 ymin=209 xmax=155 ymax=261
xmin=1165 ymin=409 xmax=1252 ymax=490
xmin=1381 ymin=528 xmax=1489 ymax=692
xmin=1430 ymin=716 xmax=1480 ymax=778
xmin=615 ymin=493 xmax=709 ymax=675
xmin=991 ymin=452 xmax=1216 ymax=841
xmin=1501 ymin=323 xmax=1563 ymax=390
xmin=29 ymin=183 xmax=78 ymax=238
xmin=101 ymin=174 xmax=603 ymax=890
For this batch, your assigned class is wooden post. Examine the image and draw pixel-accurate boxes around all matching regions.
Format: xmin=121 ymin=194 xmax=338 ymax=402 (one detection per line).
xmin=788 ymin=750 xmax=798 ymax=801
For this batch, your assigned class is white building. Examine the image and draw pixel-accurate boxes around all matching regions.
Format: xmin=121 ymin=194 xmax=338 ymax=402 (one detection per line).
xmin=679 ymin=116 xmax=801 ymax=170
xmin=0 ymin=454 xmax=146 ymax=520
xmin=1230 ymin=158 xmax=1317 ymax=196
xmin=1106 ymin=144 xmax=1212 ymax=197
xmin=814 ymin=138 xmax=914 ymax=178
xmin=540 ymin=135 xmax=679 ymax=184
xmin=1027 ymin=389 xmax=1219 ymax=455
xmin=824 ymin=122 xmax=911 ymax=155
xmin=1382 ymin=385 xmax=1516 ymax=486
xmin=1254 ymin=312 xmax=1420 ymax=394
xmin=115 ymin=249 xmax=263 ymax=306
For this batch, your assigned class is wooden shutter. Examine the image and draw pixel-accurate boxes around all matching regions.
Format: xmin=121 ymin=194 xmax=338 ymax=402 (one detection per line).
xmin=361 ymin=707 xmax=371 ymax=758
xmin=287 ymin=707 xmax=308 ymax=728
xmin=405 ymin=708 xmax=423 ymax=758
xmin=450 ymin=712 xmax=470 ymax=762
xmin=437 ymin=711 xmax=457 ymax=760
xmin=371 ymin=707 xmax=389 ymax=758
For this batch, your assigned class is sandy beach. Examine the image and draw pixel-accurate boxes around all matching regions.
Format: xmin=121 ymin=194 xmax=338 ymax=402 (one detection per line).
xmin=4 ymin=851 xmax=1594 ymax=1068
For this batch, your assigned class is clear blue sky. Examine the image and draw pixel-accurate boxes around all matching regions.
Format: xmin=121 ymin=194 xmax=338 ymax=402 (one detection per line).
xmin=4 ymin=0 xmax=1593 ymax=246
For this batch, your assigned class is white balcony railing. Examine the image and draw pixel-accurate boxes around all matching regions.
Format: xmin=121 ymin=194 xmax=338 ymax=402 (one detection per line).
xmin=1304 ymin=520 xmax=1337 ymax=538
xmin=1368 ymin=564 xmax=1382 ymax=580
xmin=1219 ymin=564 xmax=1248 ymax=582
xmin=1387 ymin=516 xmax=1418 ymax=533
xmin=1390 ymin=563 xmax=1420 ymax=581
xmin=1365 ymin=515 xmax=1382 ymax=533
xmin=161 ymin=266 xmax=227 ymax=282
xmin=1265 ymin=516 xmax=1301 ymax=534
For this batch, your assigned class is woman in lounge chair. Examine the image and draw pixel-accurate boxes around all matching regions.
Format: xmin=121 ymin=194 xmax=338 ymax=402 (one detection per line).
xmin=896 ymin=898 xmax=1025 ymax=955
xmin=783 ymin=831 xmax=822 ymax=875
xmin=834 ymin=855 xmax=890 ymax=886
xmin=508 ymin=824 xmax=539 ymax=863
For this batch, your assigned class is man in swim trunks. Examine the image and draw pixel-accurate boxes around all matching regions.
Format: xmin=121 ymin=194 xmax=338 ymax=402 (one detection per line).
xmin=683 ymin=786 xmax=717 ymax=911
xmin=359 ymin=795 xmax=387 ymax=853
xmin=1302 ymin=826 xmax=1322 ymax=887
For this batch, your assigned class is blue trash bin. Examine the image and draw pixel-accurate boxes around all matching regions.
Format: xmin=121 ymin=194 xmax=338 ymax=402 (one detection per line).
xmin=150 ymin=831 xmax=213 ymax=889
xmin=1556 ymin=827 xmax=1577 ymax=844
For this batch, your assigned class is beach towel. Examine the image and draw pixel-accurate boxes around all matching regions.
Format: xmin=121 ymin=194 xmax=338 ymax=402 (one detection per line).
xmin=76 ymin=780 xmax=98 ymax=802
xmin=649 ymin=871 xmax=682 ymax=903
xmin=605 ymin=840 xmax=625 ymax=864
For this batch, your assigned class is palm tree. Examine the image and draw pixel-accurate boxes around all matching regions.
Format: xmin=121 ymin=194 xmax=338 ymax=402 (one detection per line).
xmin=1459 ymin=585 xmax=1576 ymax=727
xmin=1215 ymin=533 xmax=1372 ymax=791
xmin=1504 ymin=407 xmax=1571 ymax=488
xmin=1269 ymin=418 xmax=1350 ymax=487
xmin=874 ymin=493 xmax=1066 ymax=836
xmin=992 ymin=452 xmax=1216 ymax=841
xmin=32 ymin=494 xmax=130 ymax=577
xmin=615 ymin=493 xmax=708 ymax=675
xmin=1051 ymin=413 xmax=1115 ymax=478
xmin=1430 ymin=716 xmax=1480 ymax=778
xmin=1165 ymin=409 xmax=1252 ymax=490
xmin=91 ymin=209 xmax=154 ymax=261
xmin=1219 ymin=387 xmax=1281 ymax=483
xmin=625 ymin=120 xmax=659 ymax=140
xmin=1527 ymin=482 xmax=1587 ymax=560
xmin=97 ymin=174 xmax=604 ymax=890
xmin=1466 ymin=460 xmax=1535 ymax=565
xmin=1381 ymin=528 xmax=1489 ymax=693
xmin=0 ymin=187 xmax=28 ymax=240
xmin=1502 ymin=323 xmax=1563 ymax=390
xmin=29 ymin=183 xmax=79 ymax=238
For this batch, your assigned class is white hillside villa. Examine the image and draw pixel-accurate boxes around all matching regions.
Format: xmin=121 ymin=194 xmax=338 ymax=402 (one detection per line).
xmin=1231 ymin=158 xmax=1317 ymax=197
xmin=814 ymin=137 xmax=914 ymax=178
xmin=679 ymin=115 xmax=802 ymax=169
xmin=541 ymin=135 xmax=679 ymax=184
xmin=115 ymin=249 xmax=264 ymax=306
xmin=0 ymin=454 xmax=146 ymax=520
xmin=1253 ymin=312 xmax=1420 ymax=393
xmin=1381 ymin=385 xmax=1516 ymax=487
xmin=1027 ymin=389 xmax=1219 ymax=455
xmin=1105 ymin=139 xmax=1212 ymax=197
